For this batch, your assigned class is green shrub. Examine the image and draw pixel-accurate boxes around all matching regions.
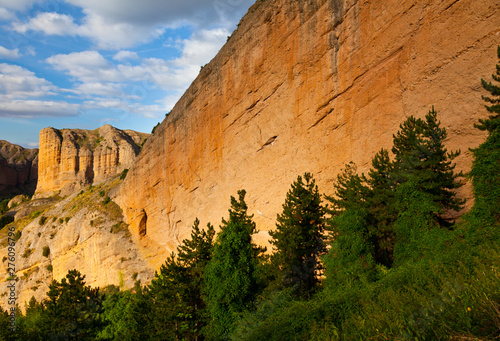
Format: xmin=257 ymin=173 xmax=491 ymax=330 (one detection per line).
xmin=42 ymin=246 xmax=50 ymax=258
xmin=29 ymin=211 xmax=41 ymax=220
xmin=99 ymin=190 xmax=105 ymax=197
xmin=46 ymin=264 xmax=53 ymax=272
xmin=0 ymin=215 xmax=14 ymax=229
xmin=120 ymin=168 xmax=129 ymax=180
xmin=22 ymin=248 xmax=33 ymax=258
xmin=103 ymin=196 xmax=111 ymax=205
xmin=39 ymin=216 xmax=47 ymax=225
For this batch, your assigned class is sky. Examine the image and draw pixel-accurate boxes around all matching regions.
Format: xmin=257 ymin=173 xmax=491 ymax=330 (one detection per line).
xmin=0 ymin=0 xmax=255 ymax=148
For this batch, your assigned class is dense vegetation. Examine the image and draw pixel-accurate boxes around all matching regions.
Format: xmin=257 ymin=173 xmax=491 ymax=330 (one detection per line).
xmin=2 ymin=48 xmax=500 ymax=340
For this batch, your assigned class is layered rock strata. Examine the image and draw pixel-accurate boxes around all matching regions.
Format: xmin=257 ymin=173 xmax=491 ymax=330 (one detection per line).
xmin=116 ymin=0 xmax=500 ymax=268
xmin=35 ymin=125 xmax=149 ymax=197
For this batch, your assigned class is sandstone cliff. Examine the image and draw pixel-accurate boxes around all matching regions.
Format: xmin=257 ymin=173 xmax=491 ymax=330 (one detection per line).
xmin=116 ymin=0 xmax=500 ymax=268
xmin=35 ymin=125 xmax=149 ymax=197
xmin=0 ymin=176 xmax=154 ymax=309
xmin=0 ymin=141 xmax=38 ymax=198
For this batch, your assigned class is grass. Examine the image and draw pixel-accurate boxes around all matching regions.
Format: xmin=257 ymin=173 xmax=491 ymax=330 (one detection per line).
xmin=63 ymin=176 xmax=130 ymax=234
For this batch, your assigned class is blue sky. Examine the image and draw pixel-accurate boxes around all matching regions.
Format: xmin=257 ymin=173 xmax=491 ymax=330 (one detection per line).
xmin=0 ymin=0 xmax=254 ymax=148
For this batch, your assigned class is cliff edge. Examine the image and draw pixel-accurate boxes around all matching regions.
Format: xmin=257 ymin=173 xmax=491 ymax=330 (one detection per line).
xmin=116 ymin=0 xmax=500 ymax=268
xmin=35 ymin=125 xmax=149 ymax=198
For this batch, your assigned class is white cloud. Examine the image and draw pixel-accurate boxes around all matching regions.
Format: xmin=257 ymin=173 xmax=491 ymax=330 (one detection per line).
xmin=174 ymin=28 xmax=228 ymax=67
xmin=9 ymin=0 xmax=254 ymax=50
xmin=113 ymin=50 xmax=139 ymax=61
xmin=47 ymin=51 xmax=124 ymax=83
xmin=0 ymin=99 xmax=79 ymax=118
xmin=0 ymin=45 xmax=19 ymax=58
xmin=0 ymin=0 xmax=40 ymax=11
xmin=0 ymin=63 xmax=78 ymax=118
xmin=75 ymin=82 xmax=124 ymax=97
xmin=0 ymin=63 xmax=55 ymax=98
xmin=12 ymin=12 xmax=79 ymax=35
xmin=0 ymin=7 xmax=13 ymax=20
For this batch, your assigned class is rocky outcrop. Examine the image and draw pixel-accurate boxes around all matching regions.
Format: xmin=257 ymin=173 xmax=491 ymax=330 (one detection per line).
xmin=0 ymin=178 xmax=154 ymax=310
xmin=116 ymin=0 xmax=500 ymax=268
xmin=0 ymin=141 xmax=38 ymax=197
xmin=35 ymin=125 xmax=149 ymax=197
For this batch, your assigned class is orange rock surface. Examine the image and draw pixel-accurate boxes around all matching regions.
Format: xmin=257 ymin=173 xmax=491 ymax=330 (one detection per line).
xmin=35 ymin=125 xmax=149 ymax=197
xmin=113 ymin=0 xmax=500 ymax=268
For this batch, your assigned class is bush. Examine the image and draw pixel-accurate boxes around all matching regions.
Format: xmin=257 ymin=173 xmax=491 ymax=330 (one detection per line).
xmin=103 ymin=196 xmax=111 ymax=205
xmin=39 ymin=216 xmax=47 ymax=225
xmin=42 ymin=246 xmax=50 ymax=258
xmin=99 ymin=190 xmax=105 ymax=197
xmin=22 ymin=248 xmax=33 ymax=258
xmin=0 ymin=215 xmax=14 ymax=230
xmin=120 ymin=168 xmax=129 ymax=180
xmin=46 ymin=264 xmax=53 ymax=272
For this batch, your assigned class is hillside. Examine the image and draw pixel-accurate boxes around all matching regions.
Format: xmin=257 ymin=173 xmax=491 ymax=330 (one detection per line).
xmin=0 ymin=141 xmax=38 ymax=198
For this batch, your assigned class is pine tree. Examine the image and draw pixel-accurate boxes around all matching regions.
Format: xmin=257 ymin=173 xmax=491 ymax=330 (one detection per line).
xmin=477 ymin=46 xmax=500 ymax=132
xmin=366 ymin=149 xmax=398 ymax=267
xmin=269 ymin=173 xmax=326 ymax=297
xmin=147 ymin=218 xmax=215 ymax=340
xmin=392 ymin=108 xmax=464 ymax=220
xmin=467 ymin=46 xmax=500 ymax=228
xmin=98 ymin=284 xmax=150 ymax=341
xmin=324 ymin=166 xmax=377 ymax=290
xmin=326 ymin=162 xmax=368 ymax=215
xmin=41 ymin=269 xmax=104 ymax=340
xmin=204 ymin=190 xmax=263 ymax=340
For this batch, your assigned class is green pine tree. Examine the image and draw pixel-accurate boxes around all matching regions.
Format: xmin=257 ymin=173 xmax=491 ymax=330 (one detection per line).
xmin=97 ymin=284 xmax=150 ymax=341
xmin=204 ymin=190 xmax=263 ymax=340
xmin=41 ymin=269 xmax=104 ymax=340
xmin=326 ymin=162 xmax=368 ymax=215
xmin=392 ymin=108 xmax=464 ymax=221
xmin=147 ymin=218 xmax=215 ymax=340
xmin=366 ymin=149 xmax=398 ymax=267
xmin=269 ymin=173 xmax=327 ymax=298
xmin=467 ymin=46 xmax=500 ymax=229
xmin=324 ymin=166 xmax=377 ymax=290
xmin=477 ymin=45 xmax=500 ymax=132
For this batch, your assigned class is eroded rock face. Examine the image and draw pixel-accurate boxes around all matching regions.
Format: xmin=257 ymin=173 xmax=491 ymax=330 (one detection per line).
xmin=35 ymin=125 xmax=149 ymax=197
xmin=0 ymin=141 xmax=38 ymax=197
xmin=0 ymin=182 xmax=154 ymax=310
xmin=116 ymin=0 xmax=500 ymax=268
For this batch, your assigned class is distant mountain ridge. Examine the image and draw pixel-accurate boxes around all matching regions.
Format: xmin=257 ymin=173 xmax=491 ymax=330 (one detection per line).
xmin=0 ymin=140 xmax=38 ymax=198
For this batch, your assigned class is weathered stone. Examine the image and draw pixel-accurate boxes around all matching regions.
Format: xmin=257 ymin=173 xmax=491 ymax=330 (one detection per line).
xmin=116 ymin=0 xmax=500 ymax=268
xmin=0 ymin=141 xmax=38 ymax=197
xmin=35 ymin=125 xmax=149 ymax=197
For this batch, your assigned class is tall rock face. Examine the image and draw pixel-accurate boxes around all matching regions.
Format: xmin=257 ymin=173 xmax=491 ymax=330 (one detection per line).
xmin=117 ymin=0 xmax=500 ymax=268
xmin=35 ymin=125 xmax=149 ymax=197
xmin=0 ymin=141 xmax=38 ymax=197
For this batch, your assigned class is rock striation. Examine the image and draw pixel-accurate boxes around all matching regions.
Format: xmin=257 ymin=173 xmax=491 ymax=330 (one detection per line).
xmin=0 ymin=141 xmax=38 ymax=197
xmin=116 ymin=0 xmax=500 ymax=268
xmin=35 ymin=125 xmax=149 ymax=197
